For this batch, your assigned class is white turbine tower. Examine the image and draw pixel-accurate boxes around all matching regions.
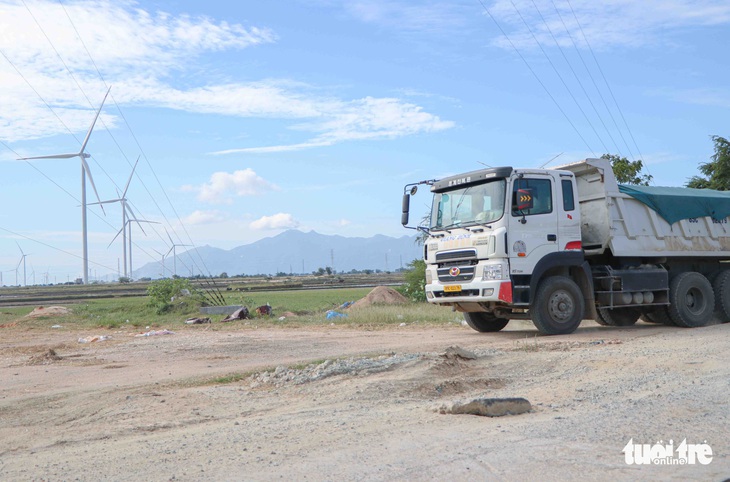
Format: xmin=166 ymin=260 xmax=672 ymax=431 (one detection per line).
xmin=16 ymin=243 xmax=29 ymax=287
xmin=165 ymin=228 xmax=191 ymax=277
xmin=91 ymin=157 xmax=140 ymax=278
xmin=109 ymin=207 xmax=158 ymax=280
xmin=18 ymin=87 xmax=111 ymax=284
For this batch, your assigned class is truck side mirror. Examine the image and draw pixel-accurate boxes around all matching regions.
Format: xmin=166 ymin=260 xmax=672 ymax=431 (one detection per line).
xmin=401 ymin=194 xmax=410 ymax=226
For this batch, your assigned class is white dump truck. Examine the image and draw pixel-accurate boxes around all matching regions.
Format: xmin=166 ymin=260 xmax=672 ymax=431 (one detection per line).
xmin=401 ymin=157 xmax=730 ymax=335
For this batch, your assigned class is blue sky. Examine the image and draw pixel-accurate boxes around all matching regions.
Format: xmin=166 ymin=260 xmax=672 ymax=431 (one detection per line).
xmin=0 ymin=0 xmax=728 ymax=283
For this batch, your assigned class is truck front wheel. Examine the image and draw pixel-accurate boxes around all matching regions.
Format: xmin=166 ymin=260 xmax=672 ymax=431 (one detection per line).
xmin=531 ymin=276 xmax=584 ymax=335
xmin=463 ymin=312 xmax=509 ymax=332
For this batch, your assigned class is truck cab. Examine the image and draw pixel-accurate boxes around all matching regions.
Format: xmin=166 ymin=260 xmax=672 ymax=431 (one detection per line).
xmin=403 ymin=165 xmax=593 ymax=335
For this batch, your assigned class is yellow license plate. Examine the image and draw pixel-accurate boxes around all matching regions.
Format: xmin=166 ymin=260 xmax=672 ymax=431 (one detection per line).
xmin=444 ymin=285 xmax=462 ymax=293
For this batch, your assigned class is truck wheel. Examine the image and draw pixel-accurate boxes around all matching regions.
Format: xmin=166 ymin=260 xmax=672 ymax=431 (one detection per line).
xmin=668 ymin=272 xmax=715 ymax=328
xmin=712 ymin=270 xmax=730 ymax=323
xmin=596 ymin=307 xmax=640 ymax=326
xmin=531 ymin=276 xmax=584 ymax=335
xmin=641 ymin=307 xmax=674 ymax=326
xmin=463 ymin=312 xmax=509 ymax=332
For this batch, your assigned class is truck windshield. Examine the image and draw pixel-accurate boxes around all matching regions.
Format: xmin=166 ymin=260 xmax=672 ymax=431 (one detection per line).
xmin=431 ymin=179 xmax=506 ymax=230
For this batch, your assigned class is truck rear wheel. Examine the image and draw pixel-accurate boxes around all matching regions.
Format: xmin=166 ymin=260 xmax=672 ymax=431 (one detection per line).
xmin=596 ymin=307 xmax=640 ymax=326
xmin=712 ymin=270 xmax=730 ymax=323
xmin=668 ymin=272 xmax=714 ymax=328
xmin=640 ymin=308 xmax=674 ymax=325
xmin=531 ymin=276 xmax=584 ymax=335
xmin=463 ymin=312 xmax=509 ymax=332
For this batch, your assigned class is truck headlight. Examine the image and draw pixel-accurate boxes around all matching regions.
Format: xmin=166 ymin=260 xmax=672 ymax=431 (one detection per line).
xmin=483 ymin=264 xmax=503 ymax=280
xmin=425 ymin=270 xmax=433 ymax=284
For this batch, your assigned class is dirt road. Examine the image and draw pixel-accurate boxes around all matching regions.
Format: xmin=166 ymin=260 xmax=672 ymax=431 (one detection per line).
xmin=1 ymin=320 xmax=728 ymax=481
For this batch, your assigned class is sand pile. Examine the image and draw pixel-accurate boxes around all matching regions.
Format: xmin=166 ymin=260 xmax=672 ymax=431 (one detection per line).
xmin=351 ymin=286 xmax=408 ymax=309
xmin=25 ymin=306 xmax=71 ymax=318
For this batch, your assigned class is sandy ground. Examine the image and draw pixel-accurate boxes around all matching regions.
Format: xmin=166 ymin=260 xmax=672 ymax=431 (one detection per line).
xmin=1 ymin=319 xmax=729 ymax=481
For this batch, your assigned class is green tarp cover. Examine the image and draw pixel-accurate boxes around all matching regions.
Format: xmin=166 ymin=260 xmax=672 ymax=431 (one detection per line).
xmin=618 ymin=184 xmax=730 ymax=225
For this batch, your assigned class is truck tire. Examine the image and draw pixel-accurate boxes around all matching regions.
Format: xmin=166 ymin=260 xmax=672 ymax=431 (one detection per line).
xmin=596 ymin=307 xmax=640 ymax=326
xmin=712 ymin=270 xmax=730 ymax=323
xmin=668 ymin=272 xmax=715 ymax=328
xmin=531 ymin=276 xmax=584 ymax=335
xmin=641 ymin=307 xmax=674 ymax=326
xmin=463 ymin=312 xmax=509 ymax=332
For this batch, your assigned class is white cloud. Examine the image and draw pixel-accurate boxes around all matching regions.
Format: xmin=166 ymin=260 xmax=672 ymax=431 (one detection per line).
xmin=485 ymin=0 xmax=730 ymax=51
xmin=182 ymin=169 xmax=278 ymax=204
xmin=0 ymin=0 xmax=275 ymax=143
xmin=181 ymin=210 xmax=227 ymax=225
xmin=0 ymin=0 xmax=452 ymax=151
xmin=211 ymin=96 xmax=454 ymax=154
xmin=249 ymin=213 xmax=300 ymax=231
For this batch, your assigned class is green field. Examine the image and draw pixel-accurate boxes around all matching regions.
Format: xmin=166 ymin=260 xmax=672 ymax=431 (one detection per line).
xmin=0 ymin=286 xmax=462 ymax=331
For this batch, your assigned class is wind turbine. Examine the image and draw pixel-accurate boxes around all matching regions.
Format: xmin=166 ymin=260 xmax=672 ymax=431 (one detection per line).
xmin=152 ymin=248 xmax=168 ymax=278
xmin=16 ymin=243 xmax=29 ymax=287
xmin=109 ymin=207 xmax=158 ymax=280
xmin=165 ymin=228 xmax=191 ymax=277
xmin=91 ymin=157 xmax=139 ymax=278
xmin=18 ymin=87 xmax=111 ymax=285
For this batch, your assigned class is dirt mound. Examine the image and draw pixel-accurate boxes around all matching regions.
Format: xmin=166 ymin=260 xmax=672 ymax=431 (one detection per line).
xmin=28 ymin=348 xmax=63 ymax=365
xmin=25 ymin=306 xmax=72 ymax=318
xmin=351 ymin=286 xmax=408 ymax=309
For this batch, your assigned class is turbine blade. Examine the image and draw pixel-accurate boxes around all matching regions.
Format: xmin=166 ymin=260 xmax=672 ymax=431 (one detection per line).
xmin=18 ymin=153 xmax=78 ymax=160
xmin=79 ymin=86 xmax=111 ymax=155
xmin=107 ymin=224 xmax=125 ymax=248
xmin=15 ymin=241 xmax=24 ymax=255
xmin=165 ymin=227 xmax=174 ymax=246
xmin=166 ymin=246 xmax=174 ymax=257
xmin=122 ymin=156 xmax=140 ymax=198
xmin=88 ymin=199 xmax=122 ymax=206
xmin=81 ymin=157 xmax=105 ymax=213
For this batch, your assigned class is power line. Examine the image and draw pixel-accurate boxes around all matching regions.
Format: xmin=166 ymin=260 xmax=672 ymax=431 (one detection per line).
xmin=530 ymin=0 xmax=621 ymax=156
xmin=477 ymin=0 xmax=596 ymax=155
xmin=509 ymin=0 xmax=603 ymax=155
xmin=565 ymin=0 xmax=648 ymax=177
xmin=549 ymin=0 xmax=624 ymax=158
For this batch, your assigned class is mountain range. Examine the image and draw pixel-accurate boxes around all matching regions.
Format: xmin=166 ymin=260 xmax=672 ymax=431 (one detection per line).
xmin=132 ymin=230 xmax=422 ymax=279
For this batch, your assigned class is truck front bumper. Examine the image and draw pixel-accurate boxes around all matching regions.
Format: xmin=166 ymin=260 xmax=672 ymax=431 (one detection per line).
xmin=425 ymin=279 xmax=513 ymax=304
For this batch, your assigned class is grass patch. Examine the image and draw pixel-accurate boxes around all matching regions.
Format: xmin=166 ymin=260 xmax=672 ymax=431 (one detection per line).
xmin=0 ymin=286 xmax=466 ymax=331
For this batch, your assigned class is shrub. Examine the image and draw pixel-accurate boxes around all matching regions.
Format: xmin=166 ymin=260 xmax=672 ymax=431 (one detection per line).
xmin=147 ymin=278 xmax=203 ymax=314
xmin=397 ymin=259 xmax=426 ymax=302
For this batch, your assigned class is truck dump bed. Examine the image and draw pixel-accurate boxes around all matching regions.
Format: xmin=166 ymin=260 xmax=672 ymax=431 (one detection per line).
xmin=559 ymin=158 xmax=730 ymax=258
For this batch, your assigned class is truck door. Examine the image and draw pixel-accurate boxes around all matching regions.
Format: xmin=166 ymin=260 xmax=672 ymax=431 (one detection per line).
xmin=508 ymin=175 xmax=559 ymax=277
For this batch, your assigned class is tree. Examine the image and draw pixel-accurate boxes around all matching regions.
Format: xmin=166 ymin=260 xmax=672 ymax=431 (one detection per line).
xmin=687 ymin=136 xmax=730 ymax=190
xmin=601 ymin=154 xmax=652 ymax=186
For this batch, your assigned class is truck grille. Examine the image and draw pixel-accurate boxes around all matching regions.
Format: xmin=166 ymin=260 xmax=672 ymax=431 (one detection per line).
xmin=435 ymin=249 xmax=477 ymax=263
xmin=437 ymin=266 xmax=476 ymax=282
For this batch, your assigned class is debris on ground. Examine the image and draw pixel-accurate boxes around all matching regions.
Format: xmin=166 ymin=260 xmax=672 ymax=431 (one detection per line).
xmin=51 ymin=325 xmax=63 ymax=329
xmin=437 ymin=397 xmax=532 ymax=417
xmin=326 ymin=310 xmax=348 ymax=319
xmin=221 ymin=306 xmax=250 ymax=322
xmin=440 ymin=345 xmax=478 ymax=360
xmin=350 ymin=286 xmax=408 ymax=309
xmin=256 ymin=304 xmax=273 ymax=316
xmin=248 ymin=353 xmax=420 ymax=388
xmin=0 ymin=322 xmax=19 ymax=328
xmin=28 ymin=348 xmax=63 ymax=365
xmin=280 ymin=311 xmax=297 ymax=318
xmin=339 ymin=301 xmax=355 ymax=310
xmin=25 ymin=306 xmax=71 ymax=318
xmin=185 ymin=317 xmax=211 ymax=324
xmin=78 ymin=335 xmax=112 ymax=343
xmin=135 ymin=329 xmax=175 ymax=337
